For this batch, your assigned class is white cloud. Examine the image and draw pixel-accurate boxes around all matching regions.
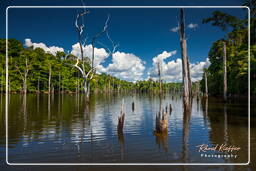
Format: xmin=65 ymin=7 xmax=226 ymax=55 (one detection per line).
xmin=152 ymin=50 xmax=177 ymax=64
xmin=70 ymin=43 xmax=109 ymax=67
xmin=187 ymin=23 xmax=198 ymax=29
xmin=98 ymin=51 xmax=145 ymax=82
xmin=24 ymin=38 xmax=64 ymax=56
xmin=190 ymin=58 xmax=210 ymax=81
xmin=148 ymin=51 xmax=210 ymax=82
xmin=170 ymin=26 xmax=179 ymax=32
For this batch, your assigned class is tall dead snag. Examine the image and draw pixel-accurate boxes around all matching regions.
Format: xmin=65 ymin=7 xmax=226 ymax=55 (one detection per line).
xmin=179 ymin=8 xmax=192 ymax=111
xmin=157 ymin=62 xmax=162 ymax=94
xmin=117 ymin=99 xmax=125 ymax=132
xmin=72 ymin=10 xmax=92 ymax=98
xmin=204 ymin=72 xmax=208 ymax=98
xmin=223 ymin=41 xmax=227 ymax=101
xmin=68 ymin=11 xmax=116 ymax=99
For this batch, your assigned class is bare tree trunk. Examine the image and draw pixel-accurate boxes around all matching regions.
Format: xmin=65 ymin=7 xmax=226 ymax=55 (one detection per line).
xmin=118 ymin=99 xmax=125 ymax=132
xmin=157 ymin=62 xmax=162 ymax=94
xmin=86 ymin=80 xmax=90 ymax=99
xmin=37 ymin=76 xmax=40 ymax=93
xmin=223 ymin=42 xmax=227 ymax=101
xmin=23 ymin=76 xmax=27 ymax=94
xmin=179 ymin=9 xmax=192 ymax=110
xmin=22 ymin=59 xmax=29 ymax=94
xmin=1 ymin=68 xmax=3 ymax=93
xmin=59 ymin=72 xmax=61 ymax=93
xmin=48 ymin=65 xmax=51 ymax=94
xmin=204 ymin=72 xmax=208 ymax=97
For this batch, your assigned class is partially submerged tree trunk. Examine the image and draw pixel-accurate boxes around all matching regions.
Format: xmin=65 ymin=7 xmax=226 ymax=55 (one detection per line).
xmin=155 ymin=109 xmax=168 ymax=133
xmin=223 ymin=41 xmax=227 ymax=101
xmin=179 ymin=8 xmax=192 ymax=111
xmin=117 ymin=99 xmax=125 ymax=132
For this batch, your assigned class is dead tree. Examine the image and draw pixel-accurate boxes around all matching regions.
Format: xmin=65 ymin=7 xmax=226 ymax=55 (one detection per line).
xmin=16 ymin=55 xmax=32 ymax=94
xmin=204 ymin=71 xmax=208 ymax=98
xmin=157 ymin=62 xmax=162 ymax=94
xmin=178 ymin=9 xmax=192 ymax=111
xmin=117 ymin=99 xmax=125 ymax=132
xmin=169 ymin=104 xmax=172 ymax=114
xmin=68 ymin=11 xmax=117 ymax=99
xmin=155 ymin=109 xmax=168 ymax=133
xmin=223 ymin=41 xmax=227 ymax=101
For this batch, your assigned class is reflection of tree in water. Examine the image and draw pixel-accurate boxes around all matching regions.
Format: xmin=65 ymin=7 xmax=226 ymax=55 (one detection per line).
xmin=154 ymin=94 xmax=170 ymax=152
xmin=201 ymin=96 xmax=209 ymax=127
xmin=22 ymin=94 xmax=27 ymax=133
xmin=204 ymin=98 xmax=249 ymax=164
xmin=117 ymin=130 xmax=125 ymax=160
xmin=182 ymin=106 xmax=192 ymax=164
xmin=154 ymin=131 xmax=168 ymax=152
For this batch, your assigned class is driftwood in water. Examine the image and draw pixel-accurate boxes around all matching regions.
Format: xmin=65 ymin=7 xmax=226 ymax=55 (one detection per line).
xmin=117 ymin=99 xmax=125 ymax=132
xmin=155 ymin=109 xmax=168 ymax=133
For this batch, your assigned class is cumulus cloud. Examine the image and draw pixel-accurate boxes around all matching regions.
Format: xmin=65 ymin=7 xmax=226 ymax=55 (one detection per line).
xmin=70 ymin=43 xmax=109 ymax=67
xmin=98 ymin=51 xmax=145 ymax=82
xmin=148 ymin=51 xmax=210 ymax=82
xmin=187 ymin=23 xmax=198 ymax=29
xmin=24 ymin=38 xmax=64 ymax=56
xmin=190 ymin=58 xmax=210 ymax=81
xmin=170 ymin=26 xmax=179 ymax=32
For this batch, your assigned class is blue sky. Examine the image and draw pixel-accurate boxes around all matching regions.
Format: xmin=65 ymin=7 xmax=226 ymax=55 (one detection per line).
xmin=1 ymin=0 xmax=248 ymax=82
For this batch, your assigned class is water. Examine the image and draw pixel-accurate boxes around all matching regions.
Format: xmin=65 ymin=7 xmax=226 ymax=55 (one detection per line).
xmin=0 ymin=93 xmax=252 ymax=165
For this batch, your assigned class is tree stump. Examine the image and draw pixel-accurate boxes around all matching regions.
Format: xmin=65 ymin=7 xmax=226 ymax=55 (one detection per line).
xmin=155 ymin=110 xmax=168 ymax=133
xmin=169 ymin=104 xmax=172 ymax=114
xmin=117 ymin=99 xmax=125 ymax=132
xmin=132 ymin=102 xmax=135 ymax=111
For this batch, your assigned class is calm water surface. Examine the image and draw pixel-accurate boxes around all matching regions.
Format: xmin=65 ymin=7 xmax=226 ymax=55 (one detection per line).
xmin=0 ymin=93 xmax=252 ymax=165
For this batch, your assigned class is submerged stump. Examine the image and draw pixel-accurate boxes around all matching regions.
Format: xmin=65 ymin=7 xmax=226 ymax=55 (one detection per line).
xmin=118 ymin=99 xmax=125 ymax=132
xmin=155 ymin=109 xmax=168 ymax=134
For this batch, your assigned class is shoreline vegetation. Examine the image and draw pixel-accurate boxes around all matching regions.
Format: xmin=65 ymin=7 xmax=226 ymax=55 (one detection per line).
xmin=0 ymin=7 xmax=255 ymax=98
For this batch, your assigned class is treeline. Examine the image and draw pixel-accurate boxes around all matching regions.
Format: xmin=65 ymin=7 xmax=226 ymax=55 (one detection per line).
xmin=200 ymin=9 xmax=256 ymax=96
xmin=0 ymin=39 xmax=182 ymax=94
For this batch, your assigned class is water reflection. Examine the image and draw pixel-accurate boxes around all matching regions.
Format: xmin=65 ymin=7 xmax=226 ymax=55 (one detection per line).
xmin=117 ymin=131 xmax=125 ymax=160
xmin=0 ymin=93 xmax=250 ymax=163
xmin=154 ymin=131 xmax=168 ymax=152
xmin=182 ymin=103 xmax=192 ymax=163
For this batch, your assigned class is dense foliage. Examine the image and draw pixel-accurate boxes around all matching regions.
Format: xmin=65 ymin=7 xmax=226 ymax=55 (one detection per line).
xmin=0 ymin=39 xmax=182 ymax=94
xmin=200 ymin=9 xmax=256 ymax=96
